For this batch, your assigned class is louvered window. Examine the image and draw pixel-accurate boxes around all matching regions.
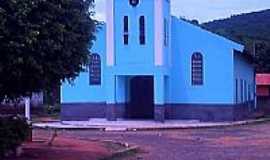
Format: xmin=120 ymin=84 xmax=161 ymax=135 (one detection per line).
xmin=191 ymin=52 xmax=203 ymax=85
xmin=89 ymin=54 xmax=101 ymax=85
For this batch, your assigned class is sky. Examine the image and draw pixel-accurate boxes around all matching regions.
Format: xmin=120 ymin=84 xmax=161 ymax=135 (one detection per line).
xmin=94 ymin=0 xmax=270 ymax=23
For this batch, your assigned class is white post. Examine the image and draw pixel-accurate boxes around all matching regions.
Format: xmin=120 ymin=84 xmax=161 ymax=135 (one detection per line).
xmin=253 ymin=42 xmax=257 ymax=109
xmin=255 ymin=82 xmax=257 ymax=109
xmin=25 ymin=97 xmax=31 ymax=121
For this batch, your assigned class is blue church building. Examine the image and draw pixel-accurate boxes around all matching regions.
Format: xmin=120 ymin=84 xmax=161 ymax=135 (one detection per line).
xmin=61 ymin=0 xmax=256 ymax=122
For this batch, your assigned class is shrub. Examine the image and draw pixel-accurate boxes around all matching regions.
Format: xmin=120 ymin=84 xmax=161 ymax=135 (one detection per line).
xmin=0 ymin=115 xmax=30 ymax=157
xmin=44 ymin=104 xmax=61 ymax=115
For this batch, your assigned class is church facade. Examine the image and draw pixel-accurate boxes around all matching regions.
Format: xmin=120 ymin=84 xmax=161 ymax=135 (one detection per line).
xmin=61 ymin=0 xmax=256 ymax=122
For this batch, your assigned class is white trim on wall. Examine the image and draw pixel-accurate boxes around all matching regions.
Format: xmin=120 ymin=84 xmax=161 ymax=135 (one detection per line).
xmin=154 ymin=0 xmax=164 ymax=66
xmin=168 ymin=7 xmax=172 ymax=67
xmin=106 ymin=0 xmax=114 ymax=66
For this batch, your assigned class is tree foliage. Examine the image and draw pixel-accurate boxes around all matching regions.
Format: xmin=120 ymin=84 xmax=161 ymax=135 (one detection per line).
xmin=180 ymin=17 xmax=200 ymax=26
xmin=0 ymin=115 xmax=29 ymax=157
xmin=202 ymin=9 xmax=270 ymax=73
xmin=0 ymin=0 xmax=96 ymax=101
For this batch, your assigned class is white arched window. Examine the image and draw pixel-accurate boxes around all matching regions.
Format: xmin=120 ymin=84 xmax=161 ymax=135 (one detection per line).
xmin=191 ymin=52 xmax=203 ymax=85
xmin=89 ymin=53 xmax=101 ymax=85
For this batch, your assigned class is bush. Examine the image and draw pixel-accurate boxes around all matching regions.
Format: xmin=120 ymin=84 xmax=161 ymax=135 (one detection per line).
xmin=44 ymin=104 xmax=61 ymax=116
xmin=0 ymin=115 xmax=30 ymax=157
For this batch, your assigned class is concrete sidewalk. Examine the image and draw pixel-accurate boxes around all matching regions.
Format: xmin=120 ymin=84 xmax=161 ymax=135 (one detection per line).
xmin=32 ymin=118 xmax=270 ymax=131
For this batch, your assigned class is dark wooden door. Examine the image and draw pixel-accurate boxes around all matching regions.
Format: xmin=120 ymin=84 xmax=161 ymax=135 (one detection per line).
xmin=127 ymin=76 xmax=154 ymax=119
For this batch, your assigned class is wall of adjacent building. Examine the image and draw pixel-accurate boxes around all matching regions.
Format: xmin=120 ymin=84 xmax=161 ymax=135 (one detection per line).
xmin=233 ymin=53 xmax=255 ymax=104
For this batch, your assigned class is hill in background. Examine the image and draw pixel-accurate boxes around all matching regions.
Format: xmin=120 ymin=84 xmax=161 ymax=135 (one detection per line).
xmin=202 ymin=9 xmax=270 ymax=73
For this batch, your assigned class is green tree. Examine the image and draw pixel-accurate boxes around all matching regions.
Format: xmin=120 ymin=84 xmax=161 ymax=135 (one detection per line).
xmin=254 ymin=42 xmax=270 ymax=73
xmin=0 ymin=0 xmax=96 ymax=101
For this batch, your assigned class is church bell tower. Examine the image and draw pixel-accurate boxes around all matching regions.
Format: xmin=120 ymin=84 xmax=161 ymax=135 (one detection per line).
xmin=105 ymin=0 xmax=171 ymax=122
xmin=106 ymin=0 xmax=171 ymax=67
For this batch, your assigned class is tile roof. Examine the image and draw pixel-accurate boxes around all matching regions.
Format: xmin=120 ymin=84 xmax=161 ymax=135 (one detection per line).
xmin=256 ymin=74 xmax=270 ymax=85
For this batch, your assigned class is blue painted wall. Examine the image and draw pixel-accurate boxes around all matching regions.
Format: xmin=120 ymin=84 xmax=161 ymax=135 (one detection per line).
xmin=114 ymin=0 xmax=155 ymax=66
xmin=61 ymin=0 xmax=254 ymax=107
xmin=166 ymin=17 xmax=245 ymax=105
xmin=61 ymin=25 xmax=107 ymax=103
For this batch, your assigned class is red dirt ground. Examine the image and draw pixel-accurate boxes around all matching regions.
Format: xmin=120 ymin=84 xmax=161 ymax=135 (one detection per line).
xmin=7 ymin=132 xmax=112 ymax=160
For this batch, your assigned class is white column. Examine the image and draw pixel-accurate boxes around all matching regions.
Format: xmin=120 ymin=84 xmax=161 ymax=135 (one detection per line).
xmin=154 ymin=0 xmax=164 ymax=66
xmin=154 ymin=76 xmax=165 ymax=105
xmin=106 ymin=0 xmax=115 ymax=66
xmin=24 ymin=97 xmax=31 ymax=121
xmin=168 ymin=10 xmax=172 ymax=67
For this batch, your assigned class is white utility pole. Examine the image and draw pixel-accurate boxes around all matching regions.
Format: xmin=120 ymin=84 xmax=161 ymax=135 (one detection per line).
xmin=253 ymin=41 xmax=257 ymax=109
xmin=24 ymin=97 xmax=31 ymax=121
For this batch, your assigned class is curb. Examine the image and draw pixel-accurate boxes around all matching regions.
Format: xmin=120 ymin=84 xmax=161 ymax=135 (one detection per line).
xmin=99 ymin=118 xmax=270 ymax=131
xmin=124 ymin=118 xmax=270 ymax=131
xmin=32 ymin=118 xmax=270 ymax=131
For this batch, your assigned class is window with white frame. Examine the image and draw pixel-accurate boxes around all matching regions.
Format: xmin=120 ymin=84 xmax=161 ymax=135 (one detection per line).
xmin=89 ymin=53 xmax=101 ymax=85
xmin=191 ymin=52 xmax=203 ymax=85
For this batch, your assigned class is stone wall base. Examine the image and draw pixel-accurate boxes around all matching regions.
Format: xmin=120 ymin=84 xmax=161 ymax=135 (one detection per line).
xmin=165 ymin=102 xmax=255 ymax=122
xmin=61 ymin=102 xmax=256 ymax=122
xmin=61 ymin=103 xmax=125 ymax=121
xmin=154 ymin=105 xmax=165 ymax=122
